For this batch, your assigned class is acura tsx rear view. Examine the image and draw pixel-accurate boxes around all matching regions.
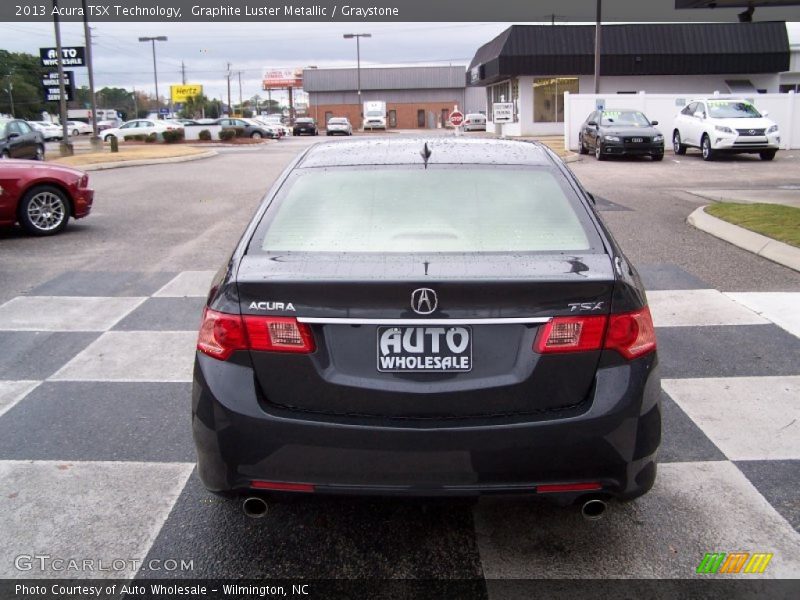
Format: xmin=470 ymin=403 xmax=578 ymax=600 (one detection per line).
xmin=192 ymin=138 xmax=660 ymax=508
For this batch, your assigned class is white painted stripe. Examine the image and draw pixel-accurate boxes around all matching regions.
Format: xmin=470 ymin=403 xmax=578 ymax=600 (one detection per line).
xmin=0 ymin=460 xmax=194 ymax=579
xmin=725 ymin=292 xmax=800 ymax=339
xmin=50 ymin=331 xmax=197 ymax=383
xmin=648 ymin=289 xmax=769 ymax=327
xmin=297 ymin=317 xmax=551 ymax=325
xmin=474 ymin=461 xmax=800 ymax=582
xmin=0 ymin=296 xmax=147 ymax=332
xmin=153 ymin=271 xmax=216 ymax=298
xmin=0 ymin=381 xmax=41 ymax=418
xmin=663 ymin=376 xmax=800 ymax=461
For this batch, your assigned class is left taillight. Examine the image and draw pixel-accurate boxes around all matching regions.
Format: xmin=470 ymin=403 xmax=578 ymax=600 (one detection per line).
xmin=197 ymin=309 xmax=315 ymax=361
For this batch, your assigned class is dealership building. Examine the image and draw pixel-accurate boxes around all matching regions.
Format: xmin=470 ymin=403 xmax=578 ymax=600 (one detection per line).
xmin=302 ymin=66 xmax=484 ymax=129
xmin=467 ymin=21 xmax=792 ymax=136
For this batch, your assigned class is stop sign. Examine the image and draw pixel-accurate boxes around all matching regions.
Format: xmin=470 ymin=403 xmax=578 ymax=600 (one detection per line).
xmin=449 ymin=111 xmax=464 ymax=127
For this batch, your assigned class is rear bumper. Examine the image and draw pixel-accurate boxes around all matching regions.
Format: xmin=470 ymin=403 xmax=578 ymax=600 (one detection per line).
xmin=192 ymin=352 xmax=661 ymax=501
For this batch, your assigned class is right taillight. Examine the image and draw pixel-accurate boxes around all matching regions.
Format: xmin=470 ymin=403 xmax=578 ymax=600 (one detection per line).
xmin=535 ymin=306 xmax=656 ymax=360
xmin=604 ymin=307 xmax=657 ymax=360
xmin=197 ymin=309 xmax=315 ymax=361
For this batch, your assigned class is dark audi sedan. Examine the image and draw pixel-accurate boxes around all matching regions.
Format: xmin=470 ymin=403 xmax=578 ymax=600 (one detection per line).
xmin=193 ymin=138 xmax=660 ymax=518
xmin=579 ymin=109 xmax=665 ymax=161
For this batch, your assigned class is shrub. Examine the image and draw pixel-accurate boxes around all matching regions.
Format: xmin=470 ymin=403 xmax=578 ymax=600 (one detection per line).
xmin=123 ymin=134 xmax=146 ymax=142
xmin=145 ymin=133 xmax=157 ymax=143
xmin=218 ymin=129 xmax=236 ymax=141
xmin=198 ymin=129 xmax=212 ymax=141
xmin=162 ymin=129 xmax=185 ymax=143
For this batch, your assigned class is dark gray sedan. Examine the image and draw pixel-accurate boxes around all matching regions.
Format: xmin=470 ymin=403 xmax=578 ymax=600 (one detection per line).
xmin=218 ymin=117 xmax=279 ymax=139
xmin=0 ymin=118 xmax=45 ymax=160
xmin=579 ymin=109 xmax=665 ymax=161
xmin=192 ymin=138 xmax=660 ymax=519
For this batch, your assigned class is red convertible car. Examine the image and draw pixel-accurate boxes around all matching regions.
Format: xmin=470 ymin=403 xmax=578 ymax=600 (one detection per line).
xmin=0 ymin=160 xmax=93 ymax=236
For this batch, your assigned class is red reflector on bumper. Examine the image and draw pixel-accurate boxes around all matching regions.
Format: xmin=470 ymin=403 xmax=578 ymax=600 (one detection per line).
xmin=536 ymin=482 xmax=602 ymax=493
xmin=250 ymin=481 xmax=315 ymax=493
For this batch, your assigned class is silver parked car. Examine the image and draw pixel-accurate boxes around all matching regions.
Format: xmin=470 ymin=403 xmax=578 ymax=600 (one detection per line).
xmin=326 ymin=117 xmax=353 ymax=136
xmin=463 ymin=113 xmax=487 ymax=132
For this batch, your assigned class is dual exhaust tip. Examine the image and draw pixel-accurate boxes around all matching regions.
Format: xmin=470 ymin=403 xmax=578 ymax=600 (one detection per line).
xmin=243 ymin=495 xmax=608 ymax=520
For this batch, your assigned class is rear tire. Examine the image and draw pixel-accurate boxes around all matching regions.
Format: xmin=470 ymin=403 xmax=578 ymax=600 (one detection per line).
xmin=19 ymin=185 xmax=70 ymax=236
xmin=672 ymin=131 xmax=687 ymax=155
xmin=759 ymin=150 xmax=776 ymax=161
xmin=72 ymin=129 xmax=79 ymax=136
xmin=701 ymin=135 xmax=714 ymax=161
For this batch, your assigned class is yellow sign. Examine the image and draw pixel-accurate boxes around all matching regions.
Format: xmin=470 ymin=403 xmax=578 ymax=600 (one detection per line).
xmin=170 ymin=84 xmax=203 ymax=103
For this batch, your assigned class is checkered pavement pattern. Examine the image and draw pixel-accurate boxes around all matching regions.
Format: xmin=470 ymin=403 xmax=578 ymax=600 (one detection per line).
xmin=0 ymin=267 xmax=798 ymax=581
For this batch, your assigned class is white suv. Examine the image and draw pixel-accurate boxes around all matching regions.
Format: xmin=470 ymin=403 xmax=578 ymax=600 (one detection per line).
xmin=672 ymin=98 xmax=779 ymax=161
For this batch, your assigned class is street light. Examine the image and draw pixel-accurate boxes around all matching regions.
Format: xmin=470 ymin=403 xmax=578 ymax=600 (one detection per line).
xmin=343 ymin=33 xmax=371 ymax=102
xmin=138 ymin=36 xmax=168 ymax=112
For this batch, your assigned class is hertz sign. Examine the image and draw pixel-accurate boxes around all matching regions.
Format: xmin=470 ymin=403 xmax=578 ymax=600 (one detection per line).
xmin=170 ymin=84 xmax=203 ymax=103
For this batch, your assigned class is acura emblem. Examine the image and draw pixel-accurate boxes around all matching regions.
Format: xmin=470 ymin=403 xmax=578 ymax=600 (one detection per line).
xmin=411 ymin=288 xmax=437 ymax=315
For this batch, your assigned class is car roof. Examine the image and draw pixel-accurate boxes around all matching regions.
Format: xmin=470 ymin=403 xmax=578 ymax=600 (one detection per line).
xmin=297 ymin=138 xmax=555 ymax=168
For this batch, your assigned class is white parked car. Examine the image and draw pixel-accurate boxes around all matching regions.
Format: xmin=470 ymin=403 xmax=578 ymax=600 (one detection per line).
xmin=101 ymin=119 xmax=182 ymax=142
xmin=29 ymin=121 xmax=63 ymax=141
xmin=66 ymin=121 xmax=92 ymax=136
xmin=326 ymin=117 xmax=353 ymax=136
xmin=463 ymin=113 xmax=487 ymax=132
xmin=672 ymin=98 xmax=779 ymax=161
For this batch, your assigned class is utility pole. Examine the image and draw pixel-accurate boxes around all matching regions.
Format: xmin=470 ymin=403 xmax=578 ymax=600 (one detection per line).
xmin=237 ymin=71 xmax=243 ymax=116
xmin=181 ymin=60 xmax=186 ymax=84
xmin=226 ymin=62 xmax=232 ymax=117
xmin=138 ymin=36 xmax=167 ymax=113
xmin=81 ymin=0 xmax=101 ymax=149
xmin=594 ymin=0 xmax=602 ymax=94
xmin=4 ymin=73 xmax=13 ymax=117
xmin=132 ymin=86 xmax=138 ymax=118
xmin=52 ymin=0 xmax=73 ymax=156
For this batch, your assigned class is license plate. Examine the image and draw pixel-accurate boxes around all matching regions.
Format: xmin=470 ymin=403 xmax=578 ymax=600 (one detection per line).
xmin=631 ymin=137 xmax=644 ymax=143
xmin=377 ymin=326 xmax=472 ymax=373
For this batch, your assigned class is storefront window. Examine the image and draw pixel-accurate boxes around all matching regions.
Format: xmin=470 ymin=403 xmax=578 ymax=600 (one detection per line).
xmin=487 ymin=80 xmax=517 ymax=122
xmin=533 ymin=77 xmax=579 ymax=123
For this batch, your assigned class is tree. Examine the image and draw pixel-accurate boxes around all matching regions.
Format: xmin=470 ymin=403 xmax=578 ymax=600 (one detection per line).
xmin=0 ymin=50 xmax=61 ymax=119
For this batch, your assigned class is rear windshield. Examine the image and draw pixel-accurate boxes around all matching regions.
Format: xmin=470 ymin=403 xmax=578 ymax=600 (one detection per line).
xmin=253 ymin=167 xmax=598 ymax=254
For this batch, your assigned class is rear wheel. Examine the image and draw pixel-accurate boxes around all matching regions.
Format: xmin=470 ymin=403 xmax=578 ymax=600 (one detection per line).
xmin=672 ymin=131 xmax=687 ymax=155
xmin=701 ymin=135 xmax=714 ymax=161
xmin=759 ymin=150 xmax=776 ymax=161
xmin=19 ymin=185 xmax=70 ymax=236
xmin=72 ymin=129 xmax=79 ymax=137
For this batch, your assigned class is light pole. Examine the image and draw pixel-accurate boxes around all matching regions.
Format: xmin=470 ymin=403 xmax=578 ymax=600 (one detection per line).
xmin=343 ymin=33 xmax=371 ymax=117
xmin=138 ymin=36 xmax=167 ymax=114
xmin=4 ymin=73 xmax=13 ymax=117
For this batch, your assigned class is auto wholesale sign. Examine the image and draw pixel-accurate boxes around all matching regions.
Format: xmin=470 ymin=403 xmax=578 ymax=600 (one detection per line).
xmin=41 ymin=70 xmax=74 ymax=102
xmin=263 ymin=68 xmax=302 ymax=89
xmin=40 ymin=46 xmax=86 ymax=67
xmin=170 ymin=84 xmax=203 ymax=103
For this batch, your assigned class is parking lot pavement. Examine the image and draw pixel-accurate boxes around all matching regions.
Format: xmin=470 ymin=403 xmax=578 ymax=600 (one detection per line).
xmin=1 ymin=139 xmax=799 ymax=584
xmin=0 ymin=270 xmax=798 ymax=581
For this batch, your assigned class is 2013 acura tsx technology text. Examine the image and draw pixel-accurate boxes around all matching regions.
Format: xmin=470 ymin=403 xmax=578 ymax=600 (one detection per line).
xmin=192 ymin=138 xmax=660 ymax=518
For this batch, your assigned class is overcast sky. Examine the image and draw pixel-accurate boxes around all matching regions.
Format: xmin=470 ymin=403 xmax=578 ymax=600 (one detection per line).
xmin=2 ymin=20 xmax=799 ymax=105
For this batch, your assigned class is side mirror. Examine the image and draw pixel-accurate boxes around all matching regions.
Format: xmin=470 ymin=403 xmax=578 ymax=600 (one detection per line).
xmin=650 ymin=120 xmax=659 ymax=126
xmin=587 ymin=120 xmax=597 ymax=127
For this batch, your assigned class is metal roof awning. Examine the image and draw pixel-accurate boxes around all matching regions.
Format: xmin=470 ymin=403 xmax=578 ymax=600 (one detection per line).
xmin=725 ymin=79 xmax=759 ymax=93
xmin=467 ymin=22 xmax=790 ymax=87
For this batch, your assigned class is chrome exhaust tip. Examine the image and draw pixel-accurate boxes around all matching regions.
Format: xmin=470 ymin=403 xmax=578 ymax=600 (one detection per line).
xmin=581 ymin=498 xmax=607 ymax=520
xmin=242 ymin=496 xmax=269 ymax=519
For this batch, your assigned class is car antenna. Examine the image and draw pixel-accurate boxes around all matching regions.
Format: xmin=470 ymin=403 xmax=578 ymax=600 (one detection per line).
xmin=420 ymin=142 xmax=432 ymax=169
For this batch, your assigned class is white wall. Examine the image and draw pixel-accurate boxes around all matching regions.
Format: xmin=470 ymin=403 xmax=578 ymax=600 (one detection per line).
xmin=183 ymin=124 xmax=221 ymax=141
xmin=563 ymin=92 xmax=799 ymax=150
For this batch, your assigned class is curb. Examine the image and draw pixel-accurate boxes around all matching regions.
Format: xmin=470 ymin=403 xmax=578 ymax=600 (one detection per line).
xmin=688 ymin=206 xmax=800 ymax=272
xmin=68 ymin=150 xmax=217 ymax=172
